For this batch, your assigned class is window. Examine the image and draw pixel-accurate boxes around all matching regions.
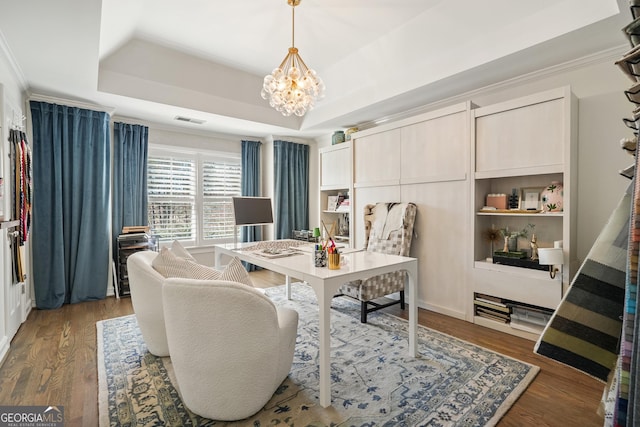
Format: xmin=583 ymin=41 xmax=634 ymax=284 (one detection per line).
xmin=147 ymin=148 xmax=241 ymax=245
xmin=202 ymin=160 xmax=241 ymax=239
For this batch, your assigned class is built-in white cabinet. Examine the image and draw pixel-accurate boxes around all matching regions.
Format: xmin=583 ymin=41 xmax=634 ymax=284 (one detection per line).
xmin=319 ymin=142 xmax=353 ymax=246
xmin=400 ymin=106 xmax=469 ymax=185
xmin=351 ymin=102 xmax=472 ymax=319
xmin=353 ymin=129 xmax=400 ymax=187
xmin=320 ymin=142 xmax=351 ymax=189
xmin=322 ymin=88 xmax=576 ymax=339
xmin=470 ymin=86 xmax=577 ymax=340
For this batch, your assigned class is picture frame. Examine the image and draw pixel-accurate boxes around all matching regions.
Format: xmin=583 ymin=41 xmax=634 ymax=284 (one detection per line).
xmin=326 ymin=196 xmax=339 ymax=211
xmin=519 ymin=187 xmax=544 ymax=211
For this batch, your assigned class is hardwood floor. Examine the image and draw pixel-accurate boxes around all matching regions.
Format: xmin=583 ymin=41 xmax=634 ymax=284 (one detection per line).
xmin=0 ymin=270 xmax=604 ymax=426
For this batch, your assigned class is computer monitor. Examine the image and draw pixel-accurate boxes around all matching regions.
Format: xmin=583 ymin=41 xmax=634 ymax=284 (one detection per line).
xmin=231 ymin=196 xmax=274 ymax=226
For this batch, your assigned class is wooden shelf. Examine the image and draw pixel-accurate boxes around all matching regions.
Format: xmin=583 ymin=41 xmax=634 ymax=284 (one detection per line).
xmin=477 ymin=210 xmax=562 ymax=217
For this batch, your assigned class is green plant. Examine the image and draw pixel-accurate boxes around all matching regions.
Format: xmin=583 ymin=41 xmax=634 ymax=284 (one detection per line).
xmin=498 ymin=224 xmax=535 ymax=251
xmin=498 ymin=223 xmax=534 ymax=239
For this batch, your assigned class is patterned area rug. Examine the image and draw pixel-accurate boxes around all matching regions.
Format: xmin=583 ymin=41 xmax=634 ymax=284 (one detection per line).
xmin=97 ymin=282 xmax=539 ymax=426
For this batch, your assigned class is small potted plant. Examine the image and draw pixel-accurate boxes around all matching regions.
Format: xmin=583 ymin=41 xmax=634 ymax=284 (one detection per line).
xmin=497 ymin=224 xmax=534 ymax=256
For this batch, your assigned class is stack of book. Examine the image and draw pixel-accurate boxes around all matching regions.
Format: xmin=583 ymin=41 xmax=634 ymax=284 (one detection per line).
xmin=473 ymin=293 xmax=510 ymax=323
xmin=122 ymin=225 xmax=150 ymax=234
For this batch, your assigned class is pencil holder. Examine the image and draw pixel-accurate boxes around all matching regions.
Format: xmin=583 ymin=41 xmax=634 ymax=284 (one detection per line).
xmin=314 ymin=249 xmax=327 ymax=267
xmin=328 ymin=253 xmax=341 ymax=270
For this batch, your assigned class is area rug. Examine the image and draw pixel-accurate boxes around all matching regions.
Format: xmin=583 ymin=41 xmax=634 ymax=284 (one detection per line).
xmin=97 ymin=282 xmax=539 ymax=426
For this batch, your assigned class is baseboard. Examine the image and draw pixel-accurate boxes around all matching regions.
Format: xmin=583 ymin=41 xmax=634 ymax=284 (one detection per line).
xmin=418 ymin=300 xmax=467 ymax=321
xmin=23 ymin=297 xmax=33 ymax=321
xmin=0 ymin=336 xmax=10 ymax=368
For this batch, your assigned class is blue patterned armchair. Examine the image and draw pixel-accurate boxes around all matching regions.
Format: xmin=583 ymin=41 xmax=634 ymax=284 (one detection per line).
xmin=337 ymin=202 xmax=417 ymax=323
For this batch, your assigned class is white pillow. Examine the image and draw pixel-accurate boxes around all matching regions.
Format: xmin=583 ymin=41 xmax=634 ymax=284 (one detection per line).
xmin=219 ymin=257 xmax=254 ymax=287
xmin=152 ymin=249 xmax=253 ymax=287
xmin=170 ymin=240 xmax=195 ymax=260
xmin=152 ymin=248 xmax=221 ymax=280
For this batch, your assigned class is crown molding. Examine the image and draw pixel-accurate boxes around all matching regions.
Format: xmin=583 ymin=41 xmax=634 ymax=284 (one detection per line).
xmin=28 ymin=92 xmax=116 ymax=115
xmin=0 ymin=28 xmax=28 ymax=90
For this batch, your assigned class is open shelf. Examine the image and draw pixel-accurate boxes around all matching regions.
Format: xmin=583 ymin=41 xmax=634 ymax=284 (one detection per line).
xmin=473 ymin=316 xmax=540 ymax=341
xmin=477 ymin=211 xmax=563 ymax=217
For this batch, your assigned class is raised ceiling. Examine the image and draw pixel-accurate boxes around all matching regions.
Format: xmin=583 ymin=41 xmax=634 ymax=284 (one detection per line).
xmin=0 ymin=0 xmax=630 ymax=138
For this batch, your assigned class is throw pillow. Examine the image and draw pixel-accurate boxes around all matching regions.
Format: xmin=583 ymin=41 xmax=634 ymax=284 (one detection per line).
xmin=152 ymin=249 xmax=253 ymax=287
xmin=152 ymin=248 xmax=221 ymax=280
xmin=219 ymin=256 xmax=254 ymax=287
xmin=170 ymin=240 xmax=196 ymax=260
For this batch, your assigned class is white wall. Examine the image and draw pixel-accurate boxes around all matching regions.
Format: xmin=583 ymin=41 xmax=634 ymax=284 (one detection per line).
xmin=577 ymin=91 xmax=632 ymax=260
xmin=146 ymin=126 xmax=243 ymax=154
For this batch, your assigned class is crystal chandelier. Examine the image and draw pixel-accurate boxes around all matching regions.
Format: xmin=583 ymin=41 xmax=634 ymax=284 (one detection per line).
xmin=261 ymin=0 xmax=325 ymax=117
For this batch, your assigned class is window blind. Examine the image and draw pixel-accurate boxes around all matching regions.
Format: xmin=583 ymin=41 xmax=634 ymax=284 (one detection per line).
xmin=147 ymin=151 xmax=241 ymax=244
xmin=147 ymin=156 xmax=197 ymax=241
xmin=202 ymin=160 xmax=241 ymax=240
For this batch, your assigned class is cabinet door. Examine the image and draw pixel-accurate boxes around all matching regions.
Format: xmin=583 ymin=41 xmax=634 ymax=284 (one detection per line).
xmin=401 ymin=111 xmax=468 ymax=184
xmin=402 ymin=181 xmax=469 ymax=320
xmin=353 ymin=129 xmax=401 ymax=186
xmin=320 ymin=145 xmax=351 ymax=188
xmin=475 ymin=97 xmax=564 ymax=173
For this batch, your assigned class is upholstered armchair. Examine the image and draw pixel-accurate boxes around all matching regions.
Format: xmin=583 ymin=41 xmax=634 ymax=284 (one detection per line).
xmin=337 ymin=202 xmax=417 ymax=323
xmin=127 ymin=241 xmax=259 ymax=357
xmin=127 ymin=250 xmax=170 ymax=356
xmin=162 ymin=279 xmax=299 ymax=421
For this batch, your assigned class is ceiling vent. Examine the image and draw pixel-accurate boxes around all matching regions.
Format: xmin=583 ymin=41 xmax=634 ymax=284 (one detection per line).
xmin=174 ymin=116 xmax=206 ymax=125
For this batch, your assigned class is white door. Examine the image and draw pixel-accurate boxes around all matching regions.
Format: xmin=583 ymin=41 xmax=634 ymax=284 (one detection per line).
xmin=5 ymin=238 xmax=23 ymax=340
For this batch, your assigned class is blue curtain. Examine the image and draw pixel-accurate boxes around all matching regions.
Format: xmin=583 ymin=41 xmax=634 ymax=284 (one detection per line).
xmin=273 ymin=140 xmax=309 ymax=239
xmin=112 ymin=122 xmax=149 ymax=260
xmin=30 ymin=101 xmax=111 ymax=309
xmin=241 ymin=140 xmax=262 ymax=271
xmin=241 ymin=140 xmax=262 ymax=242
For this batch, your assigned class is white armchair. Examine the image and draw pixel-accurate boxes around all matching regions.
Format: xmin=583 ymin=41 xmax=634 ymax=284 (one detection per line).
xmin=127 ymin=245 xmax=258 ymax=357
xmin=162 ymin=279 xmax=298 ymax=421
xmin=127 ymin=250 xmax=169 ymax=356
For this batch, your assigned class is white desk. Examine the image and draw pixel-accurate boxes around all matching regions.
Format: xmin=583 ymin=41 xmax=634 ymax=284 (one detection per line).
xmin=214 ymin=242 xmax=418 ymax=408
